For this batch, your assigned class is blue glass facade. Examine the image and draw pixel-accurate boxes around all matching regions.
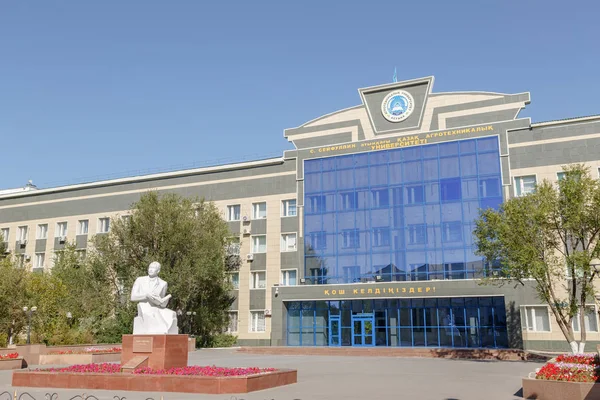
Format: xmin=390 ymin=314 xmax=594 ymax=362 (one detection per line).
xmin=303 ymin=137 xmax=503 ymax=283
xmin=286 ymin=297 xmax=508 ymax=348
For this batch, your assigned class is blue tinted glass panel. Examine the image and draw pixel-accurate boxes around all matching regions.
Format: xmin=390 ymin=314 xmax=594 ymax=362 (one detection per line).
xmin=303 ymin=137 xmax=502 ymax=284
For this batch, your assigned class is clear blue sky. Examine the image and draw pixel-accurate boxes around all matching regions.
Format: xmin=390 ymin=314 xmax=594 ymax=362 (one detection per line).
xmin=1 ymin=1 xmax=598 ymax=189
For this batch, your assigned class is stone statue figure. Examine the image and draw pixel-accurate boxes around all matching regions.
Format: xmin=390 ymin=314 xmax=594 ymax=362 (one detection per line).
xmin=130 ymin=261 xmax=178 ymax=334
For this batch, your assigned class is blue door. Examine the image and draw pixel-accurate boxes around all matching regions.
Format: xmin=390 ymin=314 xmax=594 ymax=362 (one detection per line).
xmin=352 ymin=313 xmax=375 ymax=346
xmin=329 ymin=315 xmax=341 ymax=346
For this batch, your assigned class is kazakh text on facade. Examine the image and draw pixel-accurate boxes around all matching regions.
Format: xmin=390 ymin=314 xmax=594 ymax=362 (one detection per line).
xmin=323 ymin=286 xmax=436 ymax=296
xmin=310 ymin=125 xmax=494 ymax=154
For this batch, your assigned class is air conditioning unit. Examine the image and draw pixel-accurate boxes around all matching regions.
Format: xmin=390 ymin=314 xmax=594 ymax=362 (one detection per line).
xmin=243 ymin=229 xmax=251 ymax=235
xmin=17 ymin=240 xmax=27 ymax=248
xmin=3 ymin=247 xmax=10 ymax=254
xmin=242 ymin=216 xmax=248 ymax=222
xmin=299 ymin=278 xmax=306 ymax=284
xmin=59 ymin=236 xmax=67 ymax=244
xmin=24 ymin=255 xmax=31 ymax=262
xmin=264 ymin=309 xmax=271 ymax=316
xmin=246 ymin=253 xmax=254 ymax=261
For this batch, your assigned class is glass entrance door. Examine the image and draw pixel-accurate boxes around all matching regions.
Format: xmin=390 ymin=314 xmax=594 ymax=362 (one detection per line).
xmin=329 ymin=315 xmax=341 ymax=346
xmin=352 ymin=313 xmax=374 ymax=346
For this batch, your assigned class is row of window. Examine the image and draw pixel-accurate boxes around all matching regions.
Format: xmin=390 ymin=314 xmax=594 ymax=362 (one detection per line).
xmin=226 ymin=311 xmax=265 ymax=333
xmin=229 ymin=269 xmax=298 ymax=289
xmin=305 ymin=223 xmax=468 ymax=250
xmin=305 ymin=179 xmax=501 ymax=213
xmin=15 ymin=249 xmax=87 ymax=269
xmin=249 ymin=233 xmax=297 ymax=253
xmin=0 ymin=218 xmax=110 ymax=243
xmin=226 ymin=200 xmax=297 ymax=222
xmin=514 ymin=168 xmax=600 ymax=197
xmin=521 ymin=305 xmax=598 ymax=333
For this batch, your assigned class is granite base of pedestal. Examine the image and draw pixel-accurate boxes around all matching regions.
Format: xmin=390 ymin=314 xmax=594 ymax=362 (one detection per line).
xmin=121 ymin=334 xmax=188 ymax=371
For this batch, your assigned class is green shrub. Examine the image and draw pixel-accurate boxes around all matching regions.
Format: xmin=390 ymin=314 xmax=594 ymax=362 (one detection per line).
xmin=197 ymin=333 xmax=237 ymax=348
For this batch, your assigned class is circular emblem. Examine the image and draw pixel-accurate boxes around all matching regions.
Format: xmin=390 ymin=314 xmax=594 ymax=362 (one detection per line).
xmin=381 ymin=90 xmax=415 ymax=122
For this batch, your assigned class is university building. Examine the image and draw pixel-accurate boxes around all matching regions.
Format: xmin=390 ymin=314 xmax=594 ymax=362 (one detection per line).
xmin=2 ymin=76 xmax=600 ymax=352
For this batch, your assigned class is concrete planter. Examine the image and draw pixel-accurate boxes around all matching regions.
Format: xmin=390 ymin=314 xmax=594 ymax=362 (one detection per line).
xmin=0 ymin=358 xmax=23 ymax=370
xmin=522 ymin=378 xmax=600 ymax=400
xmin=13 ymin=369 xmax=297 ymax=394
xmin=38 ymin=352 xmax=121 ymax=365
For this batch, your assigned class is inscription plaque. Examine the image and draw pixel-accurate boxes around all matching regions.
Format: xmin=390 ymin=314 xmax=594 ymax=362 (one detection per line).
xmin=132 ymin=337 xmax=153 ymax=353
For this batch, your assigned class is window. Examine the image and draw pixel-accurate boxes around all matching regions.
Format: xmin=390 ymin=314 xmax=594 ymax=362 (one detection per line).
xmin=515 ymin=175 xmax=536 ymax=196
xmin=56 ymin=222 xmax=67 ymax=238
xmin=227 ymin=205 xmax=241 ymax=221
xmin=35 ymin=224 xmax=47 ymax=240
xmin=372 ymin=227 xmax=390 ymax=247
xmin=340 ymin=192 xmax=358 ymax=210
xmin=250 ymin=271 xmax=266 ymax=289
xmin=405 ymin=185 xmax=424 ymax=204
xmin=98 ymin=218 xmax=110 ymax=233
xmin=17 ymin=226 xmax=28 ymax=242
xmin=343 ymin=266 xmax=361 ymax=283
xmin=16 ymin=254 xmax=26 ymax=268
xmin=230 ymin=272 xmax=239 ymax=289
xmin=250 ymin=311 xmax=266 ymax=332
xmin=479 ymin=178 xmax=501 ymax=198
xmin=281 ymin=270 xmax=297 ymax=286
xmin=557 ymin=172 xmax=566 ymax=181
xmin=78 ymin=220 xmax=89 ymax=235
xmin=281 ymin=233 xmax=297 ymax=252
xmin=341 ymin=229 xmax=360 ymax=248
xmin=371 ymin=189 xmax=389 ymax=208
xmin=442 ymin=222 xmax=462 ymax=243
xmin=34 ymin=253 xmax=45 ymax=269
xmin=572 ymin=307 xmax=599 ymax=332
xmin=307 ymin=231 xmax=327 ymax=250
xmin=281 ymin=199 xmax=297 ymax=217
xmin=0 ymin=228 xmax=8 ymax=242
xmin=307 ymin=195 xmax=326 ymax=213
xmin=227 ymin=312 xmax=238 ymax=333
xmin=440 ymin=178 xmax=461 ymax=202
xmin=76 ymin=249 xmax=87 ymax=261
xmin=252 ymin=202 xmax=267 ymax=219
xmin=408 ymin=224 xmax=426 ymax=245
xmin=522 ymin=306 xmax=551 ymax=332
xmin=251 ymin=235 xmax=267 ymax=253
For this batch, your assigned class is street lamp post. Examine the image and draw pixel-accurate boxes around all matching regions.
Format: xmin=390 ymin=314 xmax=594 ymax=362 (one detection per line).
xmin=186 ymin=311 xmax=192 ymax=335
xmin=66 ymin=312 xmax=73 ymax=328
xmin=22 ymin=306 xmax=37 ymax=345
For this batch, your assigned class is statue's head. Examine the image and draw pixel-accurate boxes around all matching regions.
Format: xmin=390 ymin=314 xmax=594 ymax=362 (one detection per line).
xmin=148 ymin=261 xmax=161 ymax=278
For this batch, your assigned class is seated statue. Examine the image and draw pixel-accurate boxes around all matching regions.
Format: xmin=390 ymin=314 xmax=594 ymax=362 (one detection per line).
xmin=130 ymin=261 xmax=178 ymax=334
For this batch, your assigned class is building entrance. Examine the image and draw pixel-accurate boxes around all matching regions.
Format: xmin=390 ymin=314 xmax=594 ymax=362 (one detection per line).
xmin=329 ymin=315 xmax=341 ymax=346
xmin=352 ymin=313 xmax=374 ymax=346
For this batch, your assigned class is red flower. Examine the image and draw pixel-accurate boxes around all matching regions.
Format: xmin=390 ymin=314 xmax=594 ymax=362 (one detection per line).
xmin=0 ymin=353 xmax=19 ymax=360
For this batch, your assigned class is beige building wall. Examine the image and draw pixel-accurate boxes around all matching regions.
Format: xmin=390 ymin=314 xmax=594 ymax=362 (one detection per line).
xmin=0 ymin=190 xmax=297 ymax=343
xmin=509 ymin=159 xmax=600 ymax=345
xmin=213 ymin=192 xmax=296 ymax=342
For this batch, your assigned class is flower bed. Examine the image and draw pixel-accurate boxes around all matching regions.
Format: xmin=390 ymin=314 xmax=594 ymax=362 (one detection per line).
xmin=47 ymin=347 xmax=121 ymax=355
xmin=535 ymin=353 xmax=599 ymax=382
xmin=39 ymin=363 xmax=275 ymax=376
xmin=523 ymin=353 xmax=600 ymax=400
xmin=0 ymin=353 xmax=19 ymax=360
xmin=14 ymin=363 xmax=296 ymax=394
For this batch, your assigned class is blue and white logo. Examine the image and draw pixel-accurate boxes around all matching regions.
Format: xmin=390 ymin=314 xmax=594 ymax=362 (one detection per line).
xmin=381 ymin=90 xmax=415 ymax=123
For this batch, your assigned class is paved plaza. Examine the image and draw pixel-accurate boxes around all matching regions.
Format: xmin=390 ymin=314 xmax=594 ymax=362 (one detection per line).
xmin=0 ymin=349 xmax=543 ymax=400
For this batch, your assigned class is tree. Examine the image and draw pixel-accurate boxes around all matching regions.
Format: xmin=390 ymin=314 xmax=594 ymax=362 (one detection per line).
xmin=92 ymin=191 xmax=235 ymax=346
xmin=0 ymin=257 xmax=28 ymax=346
xmin=474 ymin=164 xmax=600 ymax=353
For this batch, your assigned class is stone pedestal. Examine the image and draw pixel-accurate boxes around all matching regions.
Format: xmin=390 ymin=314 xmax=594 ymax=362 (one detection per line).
xmin=121 ymin=334 xmax=188 ymax=371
